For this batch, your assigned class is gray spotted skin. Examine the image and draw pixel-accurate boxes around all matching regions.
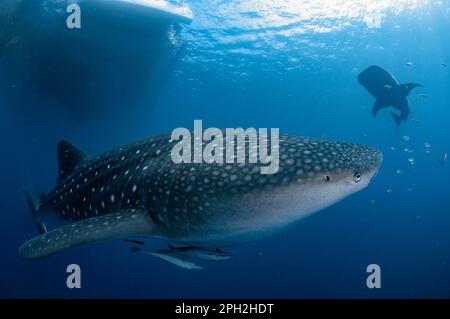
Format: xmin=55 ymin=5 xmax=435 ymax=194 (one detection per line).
xmin=151 ymin=134 xmax=382 ymax=243
xmin=23 ymin=133 xmax=382 ymax=257
xmin=41 ymin=135 xmax=174 ymax=221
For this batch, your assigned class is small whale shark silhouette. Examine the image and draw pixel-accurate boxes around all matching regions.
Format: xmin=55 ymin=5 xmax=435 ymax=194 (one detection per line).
xmin=358 ymin=65 xmax=423 ymax=129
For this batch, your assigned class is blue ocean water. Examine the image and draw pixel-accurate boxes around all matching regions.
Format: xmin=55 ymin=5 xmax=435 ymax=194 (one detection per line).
xmin=0 ymin=0 xmax=449 ymax=298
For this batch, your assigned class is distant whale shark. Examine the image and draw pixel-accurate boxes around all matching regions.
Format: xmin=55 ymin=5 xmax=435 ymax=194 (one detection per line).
xmin=19 ymin=133 xmax=382 ymax=260
xmin=358 ymin=65 xmax=423 ymax=129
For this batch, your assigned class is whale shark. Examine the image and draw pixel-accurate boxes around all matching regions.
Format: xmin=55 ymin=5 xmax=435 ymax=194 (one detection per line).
xmin=19 ymin=132 xmax=382 ymax=260
xmin=358 ymin=65 xmax=423 ymax=129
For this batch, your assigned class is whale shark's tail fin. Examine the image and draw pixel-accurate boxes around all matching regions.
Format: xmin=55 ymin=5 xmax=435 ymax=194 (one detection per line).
xmin=401 ymin=83 xmax=423 ymax=96
xmin=390 ymin=112 xmax=403 ymax=130
xmin=23 ymin=190 xmax=48 ymax=234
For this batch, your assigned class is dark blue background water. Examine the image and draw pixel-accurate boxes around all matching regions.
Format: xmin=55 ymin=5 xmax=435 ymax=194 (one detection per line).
xmin=0 ymin=0 xmax=449 ymax=298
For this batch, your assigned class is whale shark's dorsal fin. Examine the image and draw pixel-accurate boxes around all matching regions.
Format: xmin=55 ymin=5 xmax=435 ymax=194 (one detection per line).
xmin=401 ymin=83 xmax=423 ymax=96
xmin=57 ymin=140 xmax=88 ymax=183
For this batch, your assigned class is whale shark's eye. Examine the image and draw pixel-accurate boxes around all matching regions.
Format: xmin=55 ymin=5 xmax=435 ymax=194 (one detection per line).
xmin=325 ymin=175 xmax=331 ymax=182
xmin=353 ymin=172 xmax=362 ymax=183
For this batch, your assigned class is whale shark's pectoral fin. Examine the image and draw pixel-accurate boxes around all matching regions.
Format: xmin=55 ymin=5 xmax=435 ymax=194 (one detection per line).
xmin=19 ymin=209 xmax=155 ymax=259
xmin=401 ymin=83 xmax=423 ymax=96
xmin=372 ymin=99 xmax=389 ymax=117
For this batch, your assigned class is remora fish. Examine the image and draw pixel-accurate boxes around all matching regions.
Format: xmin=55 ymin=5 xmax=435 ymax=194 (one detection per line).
xmin=131 ymin=247 xmax=202 ymax=270
xmin=167 ymin=244 xmax=232 ymax=261
xmin=19 ymin=133 xmax=382 ymax=259
xmin=124 ymin=238 xmax=146 ymax=245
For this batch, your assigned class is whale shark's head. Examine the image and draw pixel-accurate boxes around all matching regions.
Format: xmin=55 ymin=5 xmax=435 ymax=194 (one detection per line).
xmin=282 ymin=137 xmax=383 ymax=195
xmin=242 ymin=136 xmax=383 ymax=230
xmin=193 ymin=136 xmax=383 ymax=242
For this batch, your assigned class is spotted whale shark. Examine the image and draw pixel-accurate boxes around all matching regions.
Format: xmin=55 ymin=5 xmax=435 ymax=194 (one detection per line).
xmin=19 ymin=133 xmax=382 ymax=260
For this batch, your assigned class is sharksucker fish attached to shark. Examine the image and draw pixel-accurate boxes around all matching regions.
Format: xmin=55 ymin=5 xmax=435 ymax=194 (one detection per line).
xmin=19 ymin=132 xmax=382 ymax=260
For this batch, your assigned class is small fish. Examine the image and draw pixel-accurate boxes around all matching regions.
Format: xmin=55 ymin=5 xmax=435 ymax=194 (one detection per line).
xmin=167 ymin=244 xmax=232 ymax=261
xmin=124 ymin=238 xmax=145 ymax=245
xmin=413 ymin=215 xmax=421 ymax=224
xmin=406 ymin=62 xmax=413 ymax=66
xmin=368 ymin=199 xmax=376 ymax=205
xmin=438 ymin=153 xmax=448 ymax=166
xmin=442 ymin=63 xmax=447 ymax=67
xmin=384 ymin=84 xmax=392 ymax=90
xmin=131 ymin=247 xmax=202 ymax=270
xmin=419 ymin=94 xmax=427 ymax=98
xmin=255 ymin=252 xmax=263 ymax=257
xmin=408 ymin=157 xmax=416 ymax=165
